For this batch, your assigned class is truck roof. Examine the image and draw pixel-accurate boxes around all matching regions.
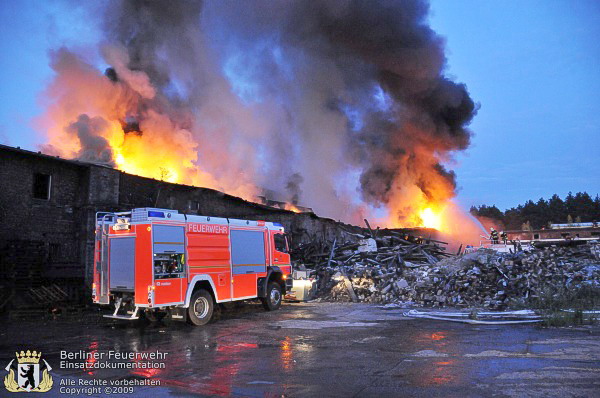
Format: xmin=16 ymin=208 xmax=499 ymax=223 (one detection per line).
xmin=97 ymin=208 xmax=285 ymax=231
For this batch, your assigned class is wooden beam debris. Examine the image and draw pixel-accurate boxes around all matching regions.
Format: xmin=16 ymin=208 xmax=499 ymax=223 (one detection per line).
xmin=291 ymin=229 xmax=600 ymax=310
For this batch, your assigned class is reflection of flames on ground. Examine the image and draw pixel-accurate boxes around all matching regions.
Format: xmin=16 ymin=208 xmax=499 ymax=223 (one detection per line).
xmin=84 ymin=341 xmax=99 ymax=376
xmin=428 ymin=359 xmax=457 ymax=385
xmin=280 ymin=336 xmax=294 ymax=371
xmin=146 ymin=326 xmax=298 ymax=397
xmin=156 ymin=336 xmax=258 ymax=397
xmin=412 ymin=330 xmax=462 ymax=387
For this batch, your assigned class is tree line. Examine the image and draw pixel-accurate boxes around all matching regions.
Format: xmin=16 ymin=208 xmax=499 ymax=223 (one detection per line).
xmin=470 ymin=192 xmax=600 ymax=231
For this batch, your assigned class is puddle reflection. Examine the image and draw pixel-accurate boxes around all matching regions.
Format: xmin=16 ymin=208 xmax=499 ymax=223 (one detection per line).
xmin=84 ymin=341 xmax=99 ymax=375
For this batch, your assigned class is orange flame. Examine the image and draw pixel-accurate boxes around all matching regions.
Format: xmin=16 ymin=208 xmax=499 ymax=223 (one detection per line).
xmin=419 ymin=207 xmax=443 ymax=230
xmin=283 ymin=203 xmax=302 ymax=213
xmin=37 ymin=48 xmax=257 ymax=200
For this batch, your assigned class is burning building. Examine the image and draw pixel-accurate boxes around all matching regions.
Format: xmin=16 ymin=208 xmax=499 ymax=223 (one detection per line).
xmin=0 ymin=144 xmax=373 ymax=308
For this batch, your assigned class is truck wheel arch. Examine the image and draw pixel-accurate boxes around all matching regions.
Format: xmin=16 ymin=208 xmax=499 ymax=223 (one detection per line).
xmin=184 ymin=275 xmax=219 ymax=307
xmin=258 ymin=267 xmax=286 ymax=298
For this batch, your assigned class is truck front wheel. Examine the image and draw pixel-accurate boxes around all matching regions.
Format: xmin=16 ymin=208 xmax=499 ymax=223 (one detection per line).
xmin=187 ymin=289 xmax=214 ymax=326
xmin=261 ymin=281 xmax=282 ymax=311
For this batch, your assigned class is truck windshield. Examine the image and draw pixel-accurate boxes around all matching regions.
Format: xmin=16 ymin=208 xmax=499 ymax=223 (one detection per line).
xmin=274 ymin=233 xmax=288 ymax=253
xmin=154 ymin=253 xmax=184 ymax=279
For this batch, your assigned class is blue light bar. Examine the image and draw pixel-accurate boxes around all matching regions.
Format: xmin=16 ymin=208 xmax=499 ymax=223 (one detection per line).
xmin=273 ymin=222 xmax=283 ymax=227
xmin=148 ymin=211 xmax=165 ymax=218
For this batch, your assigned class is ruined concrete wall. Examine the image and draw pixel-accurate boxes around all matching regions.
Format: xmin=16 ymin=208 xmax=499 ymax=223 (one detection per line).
xmin=0 ymin=148 xmax=90 ymax=298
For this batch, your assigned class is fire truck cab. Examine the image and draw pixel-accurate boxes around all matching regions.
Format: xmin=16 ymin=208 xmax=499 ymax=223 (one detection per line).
xmin=92 ymin=208 xmax=292 ymax=325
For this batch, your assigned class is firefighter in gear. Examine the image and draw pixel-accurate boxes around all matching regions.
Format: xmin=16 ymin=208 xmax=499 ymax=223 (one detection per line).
xmin=500 ymin=231 xmax=508 ymax=244
xmin=490 ymin=227 xmax=499 ymax=244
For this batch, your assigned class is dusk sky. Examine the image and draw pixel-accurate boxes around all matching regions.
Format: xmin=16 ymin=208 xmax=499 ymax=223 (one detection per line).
xmin=0 ymin=0 xmax=598 ymax=211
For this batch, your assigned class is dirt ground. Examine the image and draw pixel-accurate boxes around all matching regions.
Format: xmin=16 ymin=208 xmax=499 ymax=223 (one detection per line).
xmin=1 ymin=302 xmax=599 ymax=397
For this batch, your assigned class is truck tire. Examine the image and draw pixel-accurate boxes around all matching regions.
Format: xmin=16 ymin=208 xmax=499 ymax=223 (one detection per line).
xmin=187 ymin=289 xmax=214 ymax=326
xmin=261 ymin=281 xmax=282 ymax=311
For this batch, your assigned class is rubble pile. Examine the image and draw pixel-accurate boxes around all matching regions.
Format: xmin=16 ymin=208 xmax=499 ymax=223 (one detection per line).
xmin=291 ymin=230 xmax=452 ymax=303
xmin=293 ymin=235 xmax=600 ymax=309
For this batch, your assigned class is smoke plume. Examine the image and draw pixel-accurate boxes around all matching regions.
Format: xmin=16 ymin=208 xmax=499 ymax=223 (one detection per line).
xmin=66 ymin=114 xmax=114 ymax=165
xmin=286 ymin=173 xmax=304 ymax=205
xmin=39 ymin=0 xmax=478 ymax=228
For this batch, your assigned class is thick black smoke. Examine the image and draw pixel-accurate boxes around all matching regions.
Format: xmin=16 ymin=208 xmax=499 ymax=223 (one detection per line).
xmin=281 ymin=1 xmax=476 ymax=206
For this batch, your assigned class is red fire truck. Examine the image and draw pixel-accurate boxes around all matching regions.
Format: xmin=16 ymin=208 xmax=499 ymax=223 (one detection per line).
xmin=92 ymin=208 xmax=292 ymax=325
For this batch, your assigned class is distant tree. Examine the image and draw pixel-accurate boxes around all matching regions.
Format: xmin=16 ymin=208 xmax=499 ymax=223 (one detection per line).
xmin=565 ymin=191 xmax=575 ymax=213
xmin=470 ymin=192 xmax=600 ymax=229
xmin=504 ymin=206 xmax=524 ymax=230
xmin=571 ymin=192 xmax=595 ymax=221
xmin=159 ymin=167 xmax=172 ymax=181
xmin=473 ymin=191 xmax=599 ymax=230
xmin=470 ymin=204 xmax=504 ymax=221
xmin=547 ymin=194 xmax=566 ymax=223
xmin=520 ymin=199 xmax=547 ymax=229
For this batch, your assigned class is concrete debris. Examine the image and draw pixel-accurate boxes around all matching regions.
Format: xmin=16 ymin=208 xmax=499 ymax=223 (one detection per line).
xmin=293 ymin=236 xmax=600 ymax=309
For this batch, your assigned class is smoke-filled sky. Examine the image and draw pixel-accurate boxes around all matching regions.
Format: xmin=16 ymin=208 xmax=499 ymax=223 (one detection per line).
xmin=0 ymin=0 xmax=598 ymax=212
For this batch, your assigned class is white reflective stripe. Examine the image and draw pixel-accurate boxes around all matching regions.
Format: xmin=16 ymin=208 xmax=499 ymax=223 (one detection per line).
xmin=231 ymin=295 xmax=257 ymax=301
xmin=152 ymin=302 xmax=184 ymax=307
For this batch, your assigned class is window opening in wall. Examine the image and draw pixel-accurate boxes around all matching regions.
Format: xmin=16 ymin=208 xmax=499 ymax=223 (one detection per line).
xmin=33 ymin=173 xmax=51 ymax=200
xmin=188 ymin=200 xmax=200 ymax=211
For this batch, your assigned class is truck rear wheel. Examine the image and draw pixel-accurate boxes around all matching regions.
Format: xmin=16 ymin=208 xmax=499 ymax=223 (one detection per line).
xmin=261 ymin=281 xmax=282 ymax=311
xmin=187 ymin=289 xmax=214 ymax=326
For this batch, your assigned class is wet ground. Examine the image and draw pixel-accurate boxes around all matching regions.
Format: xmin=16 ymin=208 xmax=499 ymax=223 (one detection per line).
xmin=1 ymin=302 xmax=599 ymax=397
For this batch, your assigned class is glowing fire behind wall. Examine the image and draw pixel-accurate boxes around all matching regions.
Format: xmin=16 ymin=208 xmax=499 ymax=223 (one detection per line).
xmin=38 ymin=48 xmax=257 ymax=200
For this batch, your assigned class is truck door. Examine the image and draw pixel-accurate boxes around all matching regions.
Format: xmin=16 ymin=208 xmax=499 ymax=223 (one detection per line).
xmin=152 ymin=225 xmax=185 ymax=305
xmin=271 ymin=231 xmax=291 ymax=266
xmin=230 ymin=229 xmax=267 ymax=299
xmin=96 ymin=226 xmax=110 ymax=304
xmin=109 ymin=237 xmax=136 ymax=291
